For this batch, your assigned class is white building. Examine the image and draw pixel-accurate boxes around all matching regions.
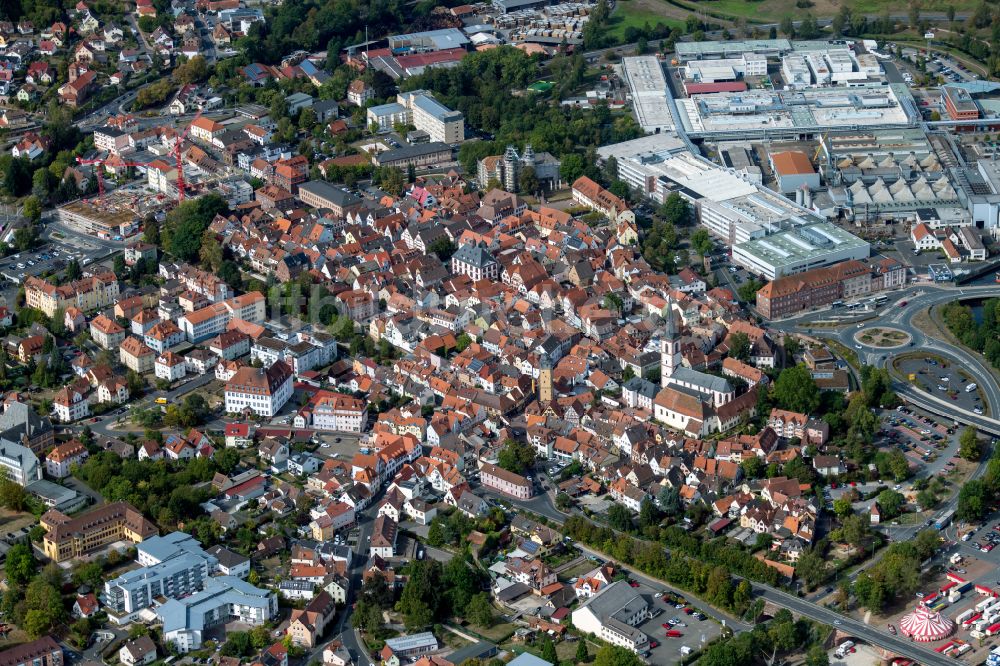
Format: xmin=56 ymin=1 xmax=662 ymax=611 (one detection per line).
xmin=224 ymin=361 xmax=293 ymax=418
xmin=155 ymin=352 xmax=187 ymax=381
xmin=52 ymin=386 xmax=90 ymax=423
xmin=294 ymin=392 xmax=368 ymax=433
xmin=368 ymin=90 xmax=464 ymax=144
xmin=158 ymin=577 xmax=277 ymax=653
xmin=0 ymin=440 xmax=42 ymax=486
xmin=178 ymin=291 xmax=266 ymax=342
xmin=571 ymin=581 xmax=650 ymax=653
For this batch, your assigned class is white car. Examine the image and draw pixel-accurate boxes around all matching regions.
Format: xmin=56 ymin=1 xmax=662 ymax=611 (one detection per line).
xmin=974 ymin=407 xmax=984 ymax=415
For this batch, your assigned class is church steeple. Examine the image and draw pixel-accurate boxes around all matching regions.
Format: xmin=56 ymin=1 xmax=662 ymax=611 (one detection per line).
xmin=660 ymin=296 xmax=682 ymax=387
xmin=664 ymin=295 xmax=678 ymax=341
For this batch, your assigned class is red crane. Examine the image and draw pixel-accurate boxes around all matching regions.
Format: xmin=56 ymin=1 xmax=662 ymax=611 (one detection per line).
xmin=75 ymin=155 xmax=153 ymax=206
xmin=173 ymin=109 xmax=203 ymax=202
xmin=75 ymin=156 xmax=108 ymax=205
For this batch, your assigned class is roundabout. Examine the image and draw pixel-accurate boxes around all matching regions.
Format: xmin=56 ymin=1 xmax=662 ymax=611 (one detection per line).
xmin=853 ymin=327 xmax=912 ymax=349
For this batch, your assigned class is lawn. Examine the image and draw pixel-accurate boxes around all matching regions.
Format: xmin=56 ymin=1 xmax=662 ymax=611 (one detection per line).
xmin=608 ymin=0 xmax=686 ymax=41
xmin=502 ymin=639 xmax=585 ymax=664
xmin=468 ymin=622 xmax=517 ymax=643
xmin=663 ymin=0 xmax=983 ymax=23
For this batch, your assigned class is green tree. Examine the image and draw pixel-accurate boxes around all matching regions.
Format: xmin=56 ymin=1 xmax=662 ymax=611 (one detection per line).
xmin=876 ymin=489 xmax=905 ymax=520
xmin=163 ymin=194 xmax=228 ymax=261
xmin=173 ymin=56 xmax=209 ymax=84
xmin=426 ymin=236 xmax=457 ymax=261
xmin=199 ymin=231 xmax=224 ymax=272
xmin=959 ymin=427 xmax=983 ymax=461
xmin=608 ymin=503 xmax=634 ymax=532
xmin=540 ymin=636 xmax=557 ymax=665
xmin=737 ymin=278 xmax=764 ymax=303
xmin=5 ymin=542 xmax=36 ymax=586
xmin=466 ymin=592 xmax=494 ymax=627
xmin=397 ymin=560 xmax=442 ymax=629
xmin=576 ymin=639 xmax=589 ymax=663
xmin=519 ymin=166 xmax=539 ymax=194
xmin=14 ymin=224 xmax=38 ymax=251
xmin=497 ymin=438 xmax=535 ymax=474
xmin=690 ymin=227 xmax=713 ymax=257
xmin=22 ymin=195 xmax=42 ymax=223
xmin=594 ymin=645 xmax=644 ymax=666
xmin=0 ymin=478 xmax=28 ymax=511
xmin=795 ymin=549 xmax=826 ymax=588
xmin=773 ymin=364 xmax=820 ymax=413
xmin=806 ymin=644 xmax=830 ymax=666
xmin=727 ymin=332 xmax=751 ymax=362
xmin=957 ymin=479 xmax=987 ymax=522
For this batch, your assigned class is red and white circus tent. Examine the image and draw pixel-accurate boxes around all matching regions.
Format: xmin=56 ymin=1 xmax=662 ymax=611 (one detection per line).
xmin=899 ymin=605 xmax=954 ymax=642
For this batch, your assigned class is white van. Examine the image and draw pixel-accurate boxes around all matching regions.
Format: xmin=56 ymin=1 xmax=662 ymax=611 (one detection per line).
xmin=966 ymin=383 xmax=978 ymax=393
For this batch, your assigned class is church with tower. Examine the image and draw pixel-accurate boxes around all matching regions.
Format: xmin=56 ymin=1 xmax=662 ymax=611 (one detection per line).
xmin=659 ymin=298 xmax=735 ymax=407
xmin=652 ymin=298 xmax=752 ymax=437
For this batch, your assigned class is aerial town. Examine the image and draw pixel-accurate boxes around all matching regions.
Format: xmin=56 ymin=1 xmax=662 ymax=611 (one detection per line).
xmin=1 ymin=1 xmax=1000 ymax=666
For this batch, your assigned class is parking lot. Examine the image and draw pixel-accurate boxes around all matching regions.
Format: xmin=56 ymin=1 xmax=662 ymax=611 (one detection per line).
xmin=632 ymin=584 xmax=723 ymax=665
xmin=896 ymin=356 xmax=985 ymax=415
xmin=0 ymin=235 xmax=110 ymax=284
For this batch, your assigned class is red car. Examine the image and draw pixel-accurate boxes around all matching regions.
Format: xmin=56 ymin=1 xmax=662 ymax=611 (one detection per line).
xmin=662 ymin=623 xmax=671 ymax=629
xmin=666 ymin=630 xmax=683 ymax=638
xmin=628 ymin=580 xmax=639 ymax=588
xmin=649 ymin=641 xmax=659 ymax=649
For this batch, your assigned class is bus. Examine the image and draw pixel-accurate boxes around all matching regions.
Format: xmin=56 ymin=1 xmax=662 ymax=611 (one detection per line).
xmin=155 ymin=397 xmax=168 ymax=405
xmin=874 ymin=294 xmax=888 ymax=304
xmin=936 ymin=509 xmax=956 ymax=530
xmin=831 ymin=300 xmax=844 ymax=307
xmin=846 ymin=302 xmax=861 ymax=310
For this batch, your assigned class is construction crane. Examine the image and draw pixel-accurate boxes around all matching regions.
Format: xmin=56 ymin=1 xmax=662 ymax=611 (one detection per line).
xmin=75 ymin=156 xmax=109 ymax=205
xmin=812 ymin=132 xmax=828 ymax=163
xmin=173 ymin=109 xmax=203 ymax=203
xmin=75 ymin=155 xmax=152 ymax=206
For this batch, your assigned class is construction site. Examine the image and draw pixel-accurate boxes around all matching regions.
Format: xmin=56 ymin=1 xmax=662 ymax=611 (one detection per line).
xmin=55 ymin=192 xmax=161 ymax=241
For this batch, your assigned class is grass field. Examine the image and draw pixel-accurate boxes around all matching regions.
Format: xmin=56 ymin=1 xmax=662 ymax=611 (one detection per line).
xmin=661 ymin=0 xmax=983 ymax=24
xmin=608 ymin=0 xmax=687 ymax=40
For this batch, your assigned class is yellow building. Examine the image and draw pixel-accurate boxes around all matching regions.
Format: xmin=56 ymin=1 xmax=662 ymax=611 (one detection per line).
xmin=25 ymin=273 xmax=120 ymax=318
xmin=41 ymin=501 xmax=157 ymax=562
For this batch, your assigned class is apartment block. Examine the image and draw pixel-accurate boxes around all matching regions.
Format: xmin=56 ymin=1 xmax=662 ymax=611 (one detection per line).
xmin=158 ymin=577 xmax=277 ymax=653
xmin=25 ymin=273 xmax=119 ymax=317
xmin=367 ymin=90 xmax=464 ymax=144
xmin=178 ymin=291 xmax=266 ymax=342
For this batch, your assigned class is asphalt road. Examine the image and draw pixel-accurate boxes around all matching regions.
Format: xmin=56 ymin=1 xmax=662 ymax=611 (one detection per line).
xmin=770 ymin=283 xmax=1000 ymax=424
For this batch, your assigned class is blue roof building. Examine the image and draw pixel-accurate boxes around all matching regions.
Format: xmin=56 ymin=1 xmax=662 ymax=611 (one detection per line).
xmin=158 ymin=576 xmax=277 ymax=653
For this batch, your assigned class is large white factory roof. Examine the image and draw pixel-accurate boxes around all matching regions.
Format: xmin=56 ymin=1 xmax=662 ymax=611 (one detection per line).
xmin=675 ymin=84 xmax=912 ymax=135
xmin=621 ymin=56 xmax=674 ymax=132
